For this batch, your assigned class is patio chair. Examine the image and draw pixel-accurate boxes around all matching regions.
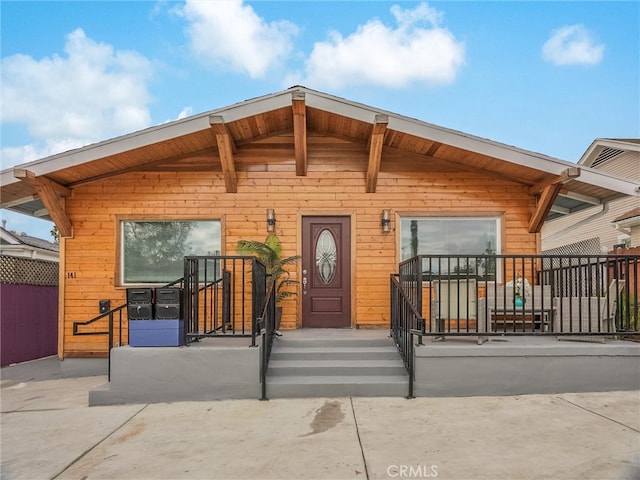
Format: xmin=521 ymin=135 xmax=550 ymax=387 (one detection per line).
xmin=553 ymin=280 xmax=626 ymax=343
xmin=429 ymin=279 xmax=488 ymax=344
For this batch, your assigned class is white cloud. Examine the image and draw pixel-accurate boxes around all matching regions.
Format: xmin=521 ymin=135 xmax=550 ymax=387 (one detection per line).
xmin=0 ymin=145 xmax=42 ymax=170
xmin=542 ymin=24 xmax=604 ymax=66
xmin=298 ymin=3 xmax=465 ymax=89
xmin=162 ymin=107 xmax=194 ymax=125
xmin=177 ymin=107 xmax=193 ymax=119
xmin=1 ymin=28 xmax=152 ymax=167
xmin=179 ymin=0 xmax=298 ymax=78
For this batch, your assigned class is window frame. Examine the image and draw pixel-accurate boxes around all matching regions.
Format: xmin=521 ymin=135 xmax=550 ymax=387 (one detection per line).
xmin=398 ymin=214 xmax=504 ymax=282
xmin=115 ymin=216 xmax=223 ymax=287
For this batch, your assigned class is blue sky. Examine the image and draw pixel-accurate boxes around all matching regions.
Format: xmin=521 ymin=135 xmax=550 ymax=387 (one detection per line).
xmin=1 ymin=1 xmax=639 ymax=239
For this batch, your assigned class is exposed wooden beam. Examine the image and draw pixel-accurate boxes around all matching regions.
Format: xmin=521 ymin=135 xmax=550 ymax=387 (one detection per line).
xmin=67 ymin=147 xmax=220 ymax=187
xmin=528 ymin=167 xmax=581 ymax=195
xmin=366 ymin=115 xmax=388 ymax=193
xmin=425 ymin=141 xmax=442 ymax=158
xmin=208 ymin=115 xmax=237 ymax=153
xmin=13 ymin=169 xmax=71 ymax=197
xmin=429 ymin=153 xmax=534 ymax=185
xmin=13 ymin=169 xmax=73 ymax=237
xmin=529 ymin=183 xmax=563 ymax=233
xmin=292 ymin=92 xmax=308 ymax=176
xmin=35 ymin=184 xmax=72 ymax=237
xmin=209 ymin=116 xmax=238 ymax=193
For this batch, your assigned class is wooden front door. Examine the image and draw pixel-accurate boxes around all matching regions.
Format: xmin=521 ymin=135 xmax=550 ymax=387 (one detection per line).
xmin=302 ymin=216 xmax=351 ymax=328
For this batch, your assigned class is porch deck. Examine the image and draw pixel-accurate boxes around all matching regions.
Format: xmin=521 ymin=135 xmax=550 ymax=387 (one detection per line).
xmin=414 ymin=334 xmax=640 ymax=397
xmin=89 ymin=328 xmax=640 ymax=405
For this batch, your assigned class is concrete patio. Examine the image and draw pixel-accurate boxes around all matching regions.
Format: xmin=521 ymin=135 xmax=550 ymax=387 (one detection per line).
xmin=1 ymin=356 xmax=639 ymax=480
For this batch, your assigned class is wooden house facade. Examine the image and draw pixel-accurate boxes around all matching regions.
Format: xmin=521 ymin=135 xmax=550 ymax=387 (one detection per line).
xmin=1 ymin=87 xmax=638 ymax=358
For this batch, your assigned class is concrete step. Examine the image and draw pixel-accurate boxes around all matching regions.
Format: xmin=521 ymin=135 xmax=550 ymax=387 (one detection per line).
xmin=270 ymin=346 xmax=401 ymax=361
xmin=268 ymin=359 xmax=407 ymax=377
xmin=265 ymin=375 xmax=409 ymax=398
xmin=273 ymin=337 xmax=395 ymax=349
xmin=265 ymin=333 xmax=408 ymax=397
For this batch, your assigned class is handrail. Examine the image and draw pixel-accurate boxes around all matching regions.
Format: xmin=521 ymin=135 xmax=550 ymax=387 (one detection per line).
xmin=391 ymin=274 xmax=425 ymax=327
xmin=72 ymin=277 xmax=185 ymax=332
xmin=390 ymin=274 xmax=426 ymax=398
xmin=72 ymin=277 xmax=185 ymax=380
xmin=72 ymin=304 xmax=127 ymax=381
xmin=259 ymin=280 xmax=277 ymax=401
xmin=73 ymin=304 xmax=126 ymax=335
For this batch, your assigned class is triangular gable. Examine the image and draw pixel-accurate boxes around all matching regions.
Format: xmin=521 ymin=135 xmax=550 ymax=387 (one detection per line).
xmin=1 ymin=86 xmax=638 ymax=236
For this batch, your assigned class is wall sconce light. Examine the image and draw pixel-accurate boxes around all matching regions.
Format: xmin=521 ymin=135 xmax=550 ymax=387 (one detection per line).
xmin=381 ymin=209 xmax=391 ymax=233
xmin=266 ymin=209 xmax=276 ymax=233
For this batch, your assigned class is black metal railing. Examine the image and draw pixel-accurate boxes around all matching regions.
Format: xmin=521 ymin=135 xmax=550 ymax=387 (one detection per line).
xmin=73 ymin=256 xmax=269 ymax=379
xmin=259 ymin=281 xmax=277 ymax=401
xmin=395 ymin=254 xmax=639 ymax=339
xmin=390 ymin=274 xmax=426 ymax=398
xmin=73 ymin=303 xmax=126 ymax=381
xmin=183 ymin=256 xmax=267 ymax=346
xmin=73 ymin=277 xmax=184 ymax=380
xmin=182 ymin=256 xmax=273 ymax=400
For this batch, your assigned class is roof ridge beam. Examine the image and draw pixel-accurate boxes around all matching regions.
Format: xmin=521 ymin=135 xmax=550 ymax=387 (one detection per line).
xmin=366 ymin=115 xmax=388 ymax=193
xmin=292 ymin=92 xmax=308 ymax=176
xmin=209 ymin=116 xmax=238 ymax=193
xmin=13 ymin=169 xmax=72 ymax=237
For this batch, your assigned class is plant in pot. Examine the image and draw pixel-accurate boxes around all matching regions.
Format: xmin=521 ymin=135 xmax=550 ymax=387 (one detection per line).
xmin=236 ymin=234 xmax=300 ymax=331
xmin=507 ymin=275 xmax=531 ymax=307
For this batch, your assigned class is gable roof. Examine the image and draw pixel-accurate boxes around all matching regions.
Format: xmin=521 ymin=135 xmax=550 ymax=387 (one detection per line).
xmin=578 ymin=138 xmax=640 ymax=168
xmin=0 ymin=227 xmax=59 ymax=252
xmin=1 ymin=86 xmax=638 ymax=228
xmin=613 ymin=207 xmax=640 ymax=227
xmin=0 ymin=226 xmax=59 ymax=266
xmin=541 ymin=137 xmax=640 ymax=222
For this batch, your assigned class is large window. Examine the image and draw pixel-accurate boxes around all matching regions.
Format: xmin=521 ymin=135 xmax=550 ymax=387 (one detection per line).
xmin=121 ymin=220 xmax=221 ymax=284
xmin=400 ymin=217 xmax=500 ymax=279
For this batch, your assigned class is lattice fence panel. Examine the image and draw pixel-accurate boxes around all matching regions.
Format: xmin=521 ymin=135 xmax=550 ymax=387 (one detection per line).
xmin=541 ymin=238 xmax=607 ymax=297
xmin=542 ymin=237 xmax=602 ymax=256
xmin=0 ymin=255 xmax=59 ymax=286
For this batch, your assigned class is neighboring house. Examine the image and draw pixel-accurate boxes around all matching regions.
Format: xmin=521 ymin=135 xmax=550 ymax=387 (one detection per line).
xmin=542 ymin=139 xmax=640 ymax=253
xmin=0 ymin=223 xmax=60 ymax=261
xmin=612 ymin=207 xmax=640 ymax=248
xmin=0 ymin=224 xmax=59 ymax=366
xmin=1 ymin=87 xmax=638 ymax=359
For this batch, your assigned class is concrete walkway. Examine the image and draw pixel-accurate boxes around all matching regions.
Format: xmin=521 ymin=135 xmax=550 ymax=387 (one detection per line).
xmin=1 ymin=358 xmax=639 ymax=480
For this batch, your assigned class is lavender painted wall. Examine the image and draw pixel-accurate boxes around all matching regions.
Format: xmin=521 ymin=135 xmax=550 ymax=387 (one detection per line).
xmin=1 ymin=284 xmax=58 ymax=366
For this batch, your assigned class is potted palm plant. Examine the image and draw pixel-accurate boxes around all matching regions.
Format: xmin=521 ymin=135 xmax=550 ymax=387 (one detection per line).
xmin=236 ymin=234 xmax=300 ymax=329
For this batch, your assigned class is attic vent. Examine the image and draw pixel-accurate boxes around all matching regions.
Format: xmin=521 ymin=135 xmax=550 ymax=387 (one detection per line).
xmin=591 ymin=147 xmax=624 ymax=168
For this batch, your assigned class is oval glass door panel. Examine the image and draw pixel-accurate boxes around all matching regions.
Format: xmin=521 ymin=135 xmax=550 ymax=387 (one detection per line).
xmin=316 ymin=229 xmax=337 ymax=284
